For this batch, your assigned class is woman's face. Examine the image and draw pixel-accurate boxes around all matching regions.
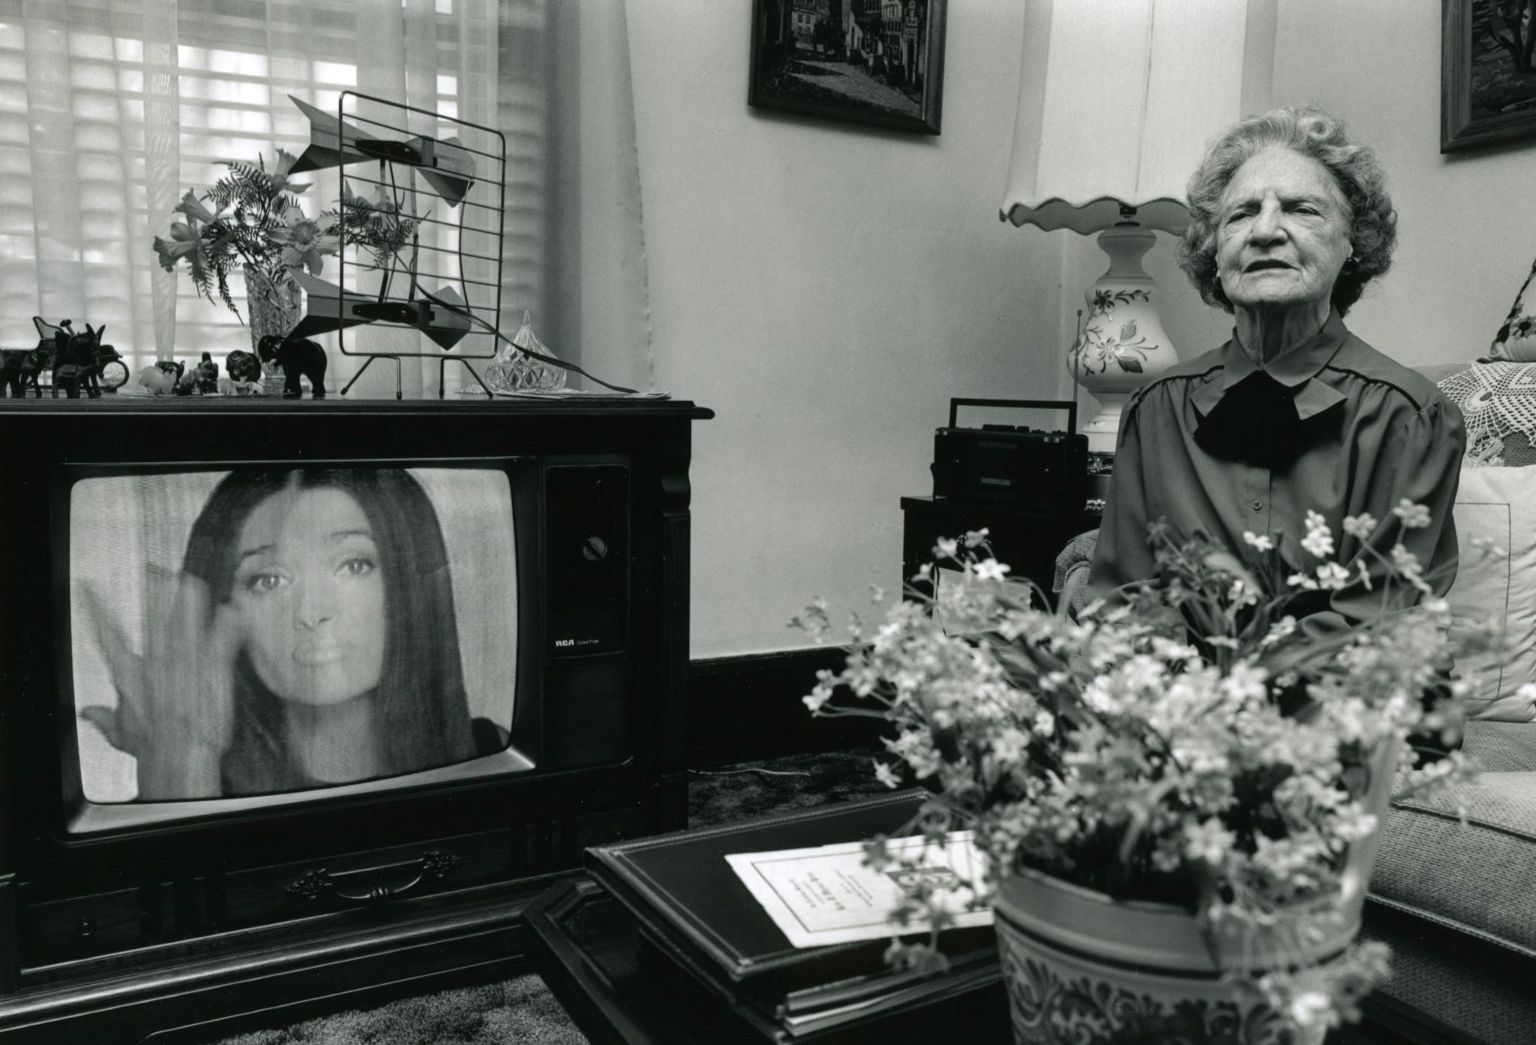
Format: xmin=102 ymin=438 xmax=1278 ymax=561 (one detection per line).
xmin=1214 ymin=146 xmax=1353 ymax=318
xmin=231 ymin=487 xmax=387 ymax=706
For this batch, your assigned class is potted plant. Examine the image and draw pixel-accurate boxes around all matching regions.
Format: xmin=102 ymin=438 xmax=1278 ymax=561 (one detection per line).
xmin=795 ymin=505 xmax=1510 ymax=1043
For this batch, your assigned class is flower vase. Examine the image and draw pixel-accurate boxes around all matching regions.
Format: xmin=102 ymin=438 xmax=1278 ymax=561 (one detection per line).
xmin=245 ymin=270 xmax=300 ymax=355
xmin=993 ymin=741 xmax=1400 ymax=1045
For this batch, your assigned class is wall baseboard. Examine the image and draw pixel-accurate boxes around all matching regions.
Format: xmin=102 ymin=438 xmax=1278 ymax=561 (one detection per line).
xmin=687 ymin=648 xmax=883 ymax=767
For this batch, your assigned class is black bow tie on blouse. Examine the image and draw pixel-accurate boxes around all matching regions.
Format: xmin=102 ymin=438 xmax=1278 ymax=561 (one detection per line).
xmin=1193 ymin=369 xmax=1339 ymax=471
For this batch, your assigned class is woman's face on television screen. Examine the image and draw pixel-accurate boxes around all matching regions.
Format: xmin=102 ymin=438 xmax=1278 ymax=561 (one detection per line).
xmin=231 ymin=487 xmax=386 ymax=706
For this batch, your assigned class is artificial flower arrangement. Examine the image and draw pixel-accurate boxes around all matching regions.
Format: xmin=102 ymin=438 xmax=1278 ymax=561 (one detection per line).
xmin=795 ymin=505 xmax=1512 ymax=1038
xmin=151 ymin=149 xmax=421 ymax=323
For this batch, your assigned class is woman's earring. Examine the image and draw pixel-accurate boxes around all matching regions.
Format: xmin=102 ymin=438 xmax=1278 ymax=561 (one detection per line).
xmin=1341 ymin=256 xmax=1359 ymax=275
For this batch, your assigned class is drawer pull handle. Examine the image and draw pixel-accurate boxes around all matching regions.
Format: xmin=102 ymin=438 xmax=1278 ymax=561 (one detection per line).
xmin=286 ymin=849 xmax=460 ymax=905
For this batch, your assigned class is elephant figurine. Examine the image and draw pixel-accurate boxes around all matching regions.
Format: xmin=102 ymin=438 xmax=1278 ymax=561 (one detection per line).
xmin=256 ymin=334 xmax=327 ymax=398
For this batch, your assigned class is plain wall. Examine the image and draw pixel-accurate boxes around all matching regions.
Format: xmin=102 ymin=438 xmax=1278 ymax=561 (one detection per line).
xmin=627 ymin=0 xmax=1063 ymax=657
xmin=627 ymin=0 xmax=1536 ymax=659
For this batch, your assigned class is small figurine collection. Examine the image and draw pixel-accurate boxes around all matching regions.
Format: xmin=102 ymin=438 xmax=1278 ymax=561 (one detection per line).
xmin=1 ymin=318 xmax=329 ymax=400
xmin=0 ymin=318 xmax=129 ymax=399
xmin=132 ymin=335 xmax=327 ymax=398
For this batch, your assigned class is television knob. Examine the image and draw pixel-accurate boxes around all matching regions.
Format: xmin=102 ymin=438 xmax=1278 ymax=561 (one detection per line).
xmin=581 ymin=535 xmax=609 ymax=562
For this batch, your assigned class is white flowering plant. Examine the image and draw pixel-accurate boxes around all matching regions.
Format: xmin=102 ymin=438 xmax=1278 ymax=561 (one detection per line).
xmin=793 ymin=503 xmax=1516 ymax=1034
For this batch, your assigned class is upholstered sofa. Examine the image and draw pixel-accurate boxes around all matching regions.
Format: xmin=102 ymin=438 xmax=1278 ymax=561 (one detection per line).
xmin=1055 ymin=354 xmax=1536 ymax=1044
xmin=1360 ymin=358 xmax=1536 ymax=1045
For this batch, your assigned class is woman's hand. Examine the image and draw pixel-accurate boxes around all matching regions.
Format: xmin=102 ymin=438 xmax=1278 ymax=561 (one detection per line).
xmin=78 ymin=572 xmax=243 ymax=800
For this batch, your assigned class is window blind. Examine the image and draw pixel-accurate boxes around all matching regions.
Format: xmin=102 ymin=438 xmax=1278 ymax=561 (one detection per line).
xmin=0 ymin=0 xmax=550 ymax=395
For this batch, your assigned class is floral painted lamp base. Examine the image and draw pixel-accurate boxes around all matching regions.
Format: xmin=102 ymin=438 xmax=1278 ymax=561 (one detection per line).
xmin=1070 ymin=224 xmax=1179 ymax=454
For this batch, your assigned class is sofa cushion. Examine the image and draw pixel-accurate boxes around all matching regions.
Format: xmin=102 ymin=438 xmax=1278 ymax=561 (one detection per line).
xmin=1363 ymin=722 xmax=1536 ymax=1045
xmin=1464 ymin=719 xmax=1536 ymax=772
xmin=1371 ymin=769 xmax=1536 ymax=958
xmin=1446 ymin=465 xmax=1536 ymax=722
xmin=1489 ymin=255 xmax=1536 ymax=362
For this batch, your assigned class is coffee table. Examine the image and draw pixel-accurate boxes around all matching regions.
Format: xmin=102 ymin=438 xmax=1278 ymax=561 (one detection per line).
xmin=527 ymin=874 xmax=1474 ymax=1045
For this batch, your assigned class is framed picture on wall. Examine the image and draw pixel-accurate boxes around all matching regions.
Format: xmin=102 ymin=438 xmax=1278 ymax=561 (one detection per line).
xmin=748 ymin=0 xmax=947 ymax=135
xmin=1442 ymin=0 xmax=1536 ymax=151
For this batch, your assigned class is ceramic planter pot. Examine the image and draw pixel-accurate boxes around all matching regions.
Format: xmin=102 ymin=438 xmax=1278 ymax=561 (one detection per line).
xmin=992 ymin=741 xmax=1399 ymax=1045
xmin=993 ymin=868 xmax=1336 ymax=1045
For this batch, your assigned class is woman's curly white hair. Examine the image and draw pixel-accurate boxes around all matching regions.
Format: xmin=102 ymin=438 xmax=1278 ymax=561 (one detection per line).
xmin=1177 ymin=105 xmax=1396 ymax=317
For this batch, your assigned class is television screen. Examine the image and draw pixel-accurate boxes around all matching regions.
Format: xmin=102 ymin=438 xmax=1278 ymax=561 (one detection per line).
xmin=68 ymin=466 xmax=519 ymax=806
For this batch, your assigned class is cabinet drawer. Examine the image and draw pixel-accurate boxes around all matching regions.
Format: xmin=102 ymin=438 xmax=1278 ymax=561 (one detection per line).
xmin=22 ymin=886 xmax=143 ymax=965
xmin=222 ymin=828 xmax=515 ymax=927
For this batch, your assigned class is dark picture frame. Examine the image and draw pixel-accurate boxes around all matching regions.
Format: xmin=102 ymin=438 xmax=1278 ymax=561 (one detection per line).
xmin=1442 ymin=0 xmax=1536 ymax=152
xmin=749 ymin=0 xmax=947 ymax=135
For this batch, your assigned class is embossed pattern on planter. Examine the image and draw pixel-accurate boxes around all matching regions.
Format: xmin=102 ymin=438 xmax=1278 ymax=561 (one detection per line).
xmin=995 ymin=908 xmax=1320 ymax=1045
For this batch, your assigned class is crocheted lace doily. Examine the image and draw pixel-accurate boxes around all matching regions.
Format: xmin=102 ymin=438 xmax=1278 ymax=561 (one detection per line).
xmin=1438 ymin=362 xmax=1536 ymax=465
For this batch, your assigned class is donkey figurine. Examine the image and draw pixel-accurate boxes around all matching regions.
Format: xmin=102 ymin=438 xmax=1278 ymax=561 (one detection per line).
xmin=51 ymin=322 xmax=108 ymax=398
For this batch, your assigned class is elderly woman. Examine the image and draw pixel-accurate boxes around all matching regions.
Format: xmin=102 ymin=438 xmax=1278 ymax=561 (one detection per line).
xmin=1086 ymin=105 xmax=1465 ymax=633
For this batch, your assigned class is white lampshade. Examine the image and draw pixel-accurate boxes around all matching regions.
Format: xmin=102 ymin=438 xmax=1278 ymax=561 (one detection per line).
xmin=1003 ymin=0 xmax=1277 ymax=233
xmin=999 ymin=0 xmax=1277 ymax=452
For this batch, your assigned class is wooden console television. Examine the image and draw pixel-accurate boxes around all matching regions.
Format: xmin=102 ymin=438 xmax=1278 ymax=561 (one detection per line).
xmin=0 ymin=395 xmax=711 ymax=1042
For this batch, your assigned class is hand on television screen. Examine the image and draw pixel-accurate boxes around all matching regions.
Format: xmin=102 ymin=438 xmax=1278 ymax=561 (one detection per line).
xmin=78 ymin=572 xmax=242 ymax=800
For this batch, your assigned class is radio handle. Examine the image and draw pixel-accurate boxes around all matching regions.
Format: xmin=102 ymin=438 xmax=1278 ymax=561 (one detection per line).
xmin=946 ymin=398 xmax=1077 ymax=436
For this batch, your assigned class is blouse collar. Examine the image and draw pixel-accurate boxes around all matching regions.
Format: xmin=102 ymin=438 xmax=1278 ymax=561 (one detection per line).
xmin=1191 ymin=311 xmax=1350 ymax=421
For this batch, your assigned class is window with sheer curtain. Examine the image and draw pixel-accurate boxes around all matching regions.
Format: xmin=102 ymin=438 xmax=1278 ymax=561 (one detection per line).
xmin=0 ymin=0 xmax=649 ymax=397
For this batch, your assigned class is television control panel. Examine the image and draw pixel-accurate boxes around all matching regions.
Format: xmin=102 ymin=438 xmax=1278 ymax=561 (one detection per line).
xmin=545 ymin=463 xmax=628 ymax=658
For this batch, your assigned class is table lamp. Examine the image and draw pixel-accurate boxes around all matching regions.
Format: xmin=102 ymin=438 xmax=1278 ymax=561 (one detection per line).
xmin=1001 ymin=0 xmax=1277 ymax=454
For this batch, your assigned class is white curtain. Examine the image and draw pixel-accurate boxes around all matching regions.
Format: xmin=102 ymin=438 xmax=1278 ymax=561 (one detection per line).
xmin=0 ymin=0 xmax=652 ymax=396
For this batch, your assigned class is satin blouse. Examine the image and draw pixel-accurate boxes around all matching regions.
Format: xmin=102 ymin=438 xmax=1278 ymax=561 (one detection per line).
xmin=1087 ymin=312 xmax=1466 ymax=635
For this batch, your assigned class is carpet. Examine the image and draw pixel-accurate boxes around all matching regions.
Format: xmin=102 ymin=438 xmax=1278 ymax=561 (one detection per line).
xmin=208 ymin=979 xmax=587 ymax=1045
xmin=200 ymin=750 xmax=883 ymax=1045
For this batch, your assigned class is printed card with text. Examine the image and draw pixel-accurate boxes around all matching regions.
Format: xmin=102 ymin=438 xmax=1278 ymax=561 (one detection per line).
xmin=723 ymin=830 xmax=991 ymax=948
